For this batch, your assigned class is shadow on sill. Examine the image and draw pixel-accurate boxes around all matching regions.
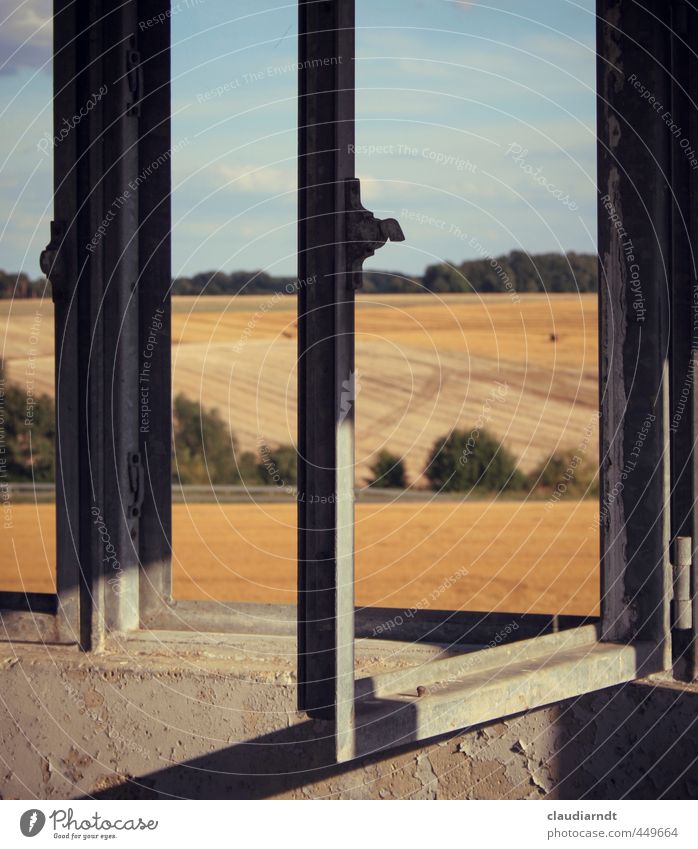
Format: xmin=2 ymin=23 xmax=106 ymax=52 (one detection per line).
xmin=86 ymin=676 xmax=698 ymax=800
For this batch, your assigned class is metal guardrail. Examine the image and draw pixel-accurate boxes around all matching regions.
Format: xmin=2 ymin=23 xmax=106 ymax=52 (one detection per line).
xmin=2 ymin=482 xmax=582 ymax=504
xmin=5 ymin=482 xmax=446 ymax=504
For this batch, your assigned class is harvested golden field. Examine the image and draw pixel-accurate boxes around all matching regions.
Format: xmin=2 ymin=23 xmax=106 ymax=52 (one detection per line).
xmin=1 ymin=292 xmax=598 ymax=614
xmin=0 ymin=292 xmax=598 ymax=482
xmin=1 ymin=499 xmax=599 ymax=616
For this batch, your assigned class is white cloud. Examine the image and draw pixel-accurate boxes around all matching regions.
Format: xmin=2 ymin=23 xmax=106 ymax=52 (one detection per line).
xmin=216 ymin=163 xmax=295 ymax=195
xmin=0 ymin=0 xmax=51 ymax=75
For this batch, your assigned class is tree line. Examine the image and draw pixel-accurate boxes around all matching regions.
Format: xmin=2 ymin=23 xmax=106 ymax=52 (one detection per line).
xmin=1 ymin=365 xmax=596 ymax=499
xmin=0 ymin=251 xmax=597 ymax=300
xmin=369 ymin=433 xmax=598 ymax=498
xmin=0 ymin=370 xmax=298 ymax=489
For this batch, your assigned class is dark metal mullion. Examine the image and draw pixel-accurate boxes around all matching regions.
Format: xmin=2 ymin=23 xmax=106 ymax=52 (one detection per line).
xmin=81 ymin=0 xmax=107 ymax=649
xmin=52 ymin=0 xmax=88 ymax=645
xmin=99 ymin=0 xmax=142 ymax=633
xmin=52 ymin=0 xmax=144 ymax=643
xmin=668 ymin=0 xmax=697 ymax=672
xmin=332 ymin=5 xmax=357 ymax=760
xmin=597 ymin=0 xmax=672 ymax=664
xmin=298 ymin=0 xmax=356 ymax=734
xmin=668 ymin=0 xmax=698 ymax=681
xmin=136 ymin=0 xmax=173 ymax=618
xmin=682 ymin=4 xmax=698 ymax=681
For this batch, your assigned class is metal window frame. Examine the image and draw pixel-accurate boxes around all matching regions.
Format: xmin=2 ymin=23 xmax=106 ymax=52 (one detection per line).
xmin=0 ymin=0 xmax=165 ymax=647
xmin=2 ymin=0 xmax=695 ymax=766
xmin=296 ymin=0 xmax=693 ymax=763
xmin=0 ymin=0 xmax=589 ymax=655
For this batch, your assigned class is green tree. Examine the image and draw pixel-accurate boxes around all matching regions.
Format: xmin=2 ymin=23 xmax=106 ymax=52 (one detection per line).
xmin=257 ymin=443 xmax=297 ymax=488
xmin=530 ymin=450 xmax=598 ymax=498
xmin=0 ymin=361 xmax=55 ymax=482
xmin=4 ymin=253 xmax=599 ymax=301
xmin=423 ymin=263 xmax=468 ymax=293
xmin=367 ymin=449 xmax=407 ymax=488
xmin=425 ymin=428 xmax=525 ymax=493
xmin=172 ymin=394 xmax=262 ymax=485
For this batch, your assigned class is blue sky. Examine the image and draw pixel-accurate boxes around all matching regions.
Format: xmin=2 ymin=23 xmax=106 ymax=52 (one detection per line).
xmin=0 ymin=0 xmax=597 ymax=278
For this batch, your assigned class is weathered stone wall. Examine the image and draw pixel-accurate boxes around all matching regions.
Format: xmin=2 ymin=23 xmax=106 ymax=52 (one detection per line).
xmin=1 ymin=645 xmax=696 ymax=799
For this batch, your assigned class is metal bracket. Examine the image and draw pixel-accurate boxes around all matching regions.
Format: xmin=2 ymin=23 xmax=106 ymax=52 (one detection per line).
xmin=344 ymin=178 xmax=404 ymax=289
xmin=672 ymin=536 xmax=693 ymax=630
xmin=127 ymin=451 xmax=145 ymax=522
xmin=126 ymin=38 xmax=143 ymax=118
xmin=40 ymin=220 xmax=69 ymax=304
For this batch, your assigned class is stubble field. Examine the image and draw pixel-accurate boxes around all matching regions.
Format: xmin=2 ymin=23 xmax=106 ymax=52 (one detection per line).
xmin=0 ymin=292 xmax=599 ymax=615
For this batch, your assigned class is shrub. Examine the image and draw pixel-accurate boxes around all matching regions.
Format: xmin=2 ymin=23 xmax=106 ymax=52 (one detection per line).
xmin=257 ymin=443 xmax=297 ymax=488
xmin=367 ymin=450 xmax=407 ymax=488
xmin=530 ymin=450 xmax=599 ymax=498
xmin=172 ymin=394 xmax=262 ymax=485
xmin=425 ymin=428 xmax=525 ymax=493
xmin=0 ymin=360 xmax=55 ymax=482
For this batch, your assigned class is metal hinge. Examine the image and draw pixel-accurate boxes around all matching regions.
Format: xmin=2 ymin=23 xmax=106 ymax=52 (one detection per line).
xmin=40 ymin=220 xmax=70 ymax=303
xmin=671 ymin=536 xmax=693 ymax=630
xmin=126 ymin=37 xmax=143 ymax=117
xmin=344 ymin=178 xmax=404 ymax=289
xmin=127 ymin=451 xmax=145 ymax=521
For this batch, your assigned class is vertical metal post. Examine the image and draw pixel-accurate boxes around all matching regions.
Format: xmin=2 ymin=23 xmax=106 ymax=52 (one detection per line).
xmin=136 ymin=0 xmax=173 ymax=618
xmin=667 ymin=1 xmax=698 ymax=673
xmin=43 ymin=0 xmax=145 ymax=647
xmin=669 ymin=0 xmax=692 ymax=656
xmin=48 ymin=0 xmax=85 ymax=644
xmin=297 ymin=0 xmax=357 ymax=756
xmin=597 ymin=0 xmax=672 ymax=665
xmin=688 ymin=6 xmax=698 ymax=680
xmin=98 ymin=0 xmax=142 ymax=634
